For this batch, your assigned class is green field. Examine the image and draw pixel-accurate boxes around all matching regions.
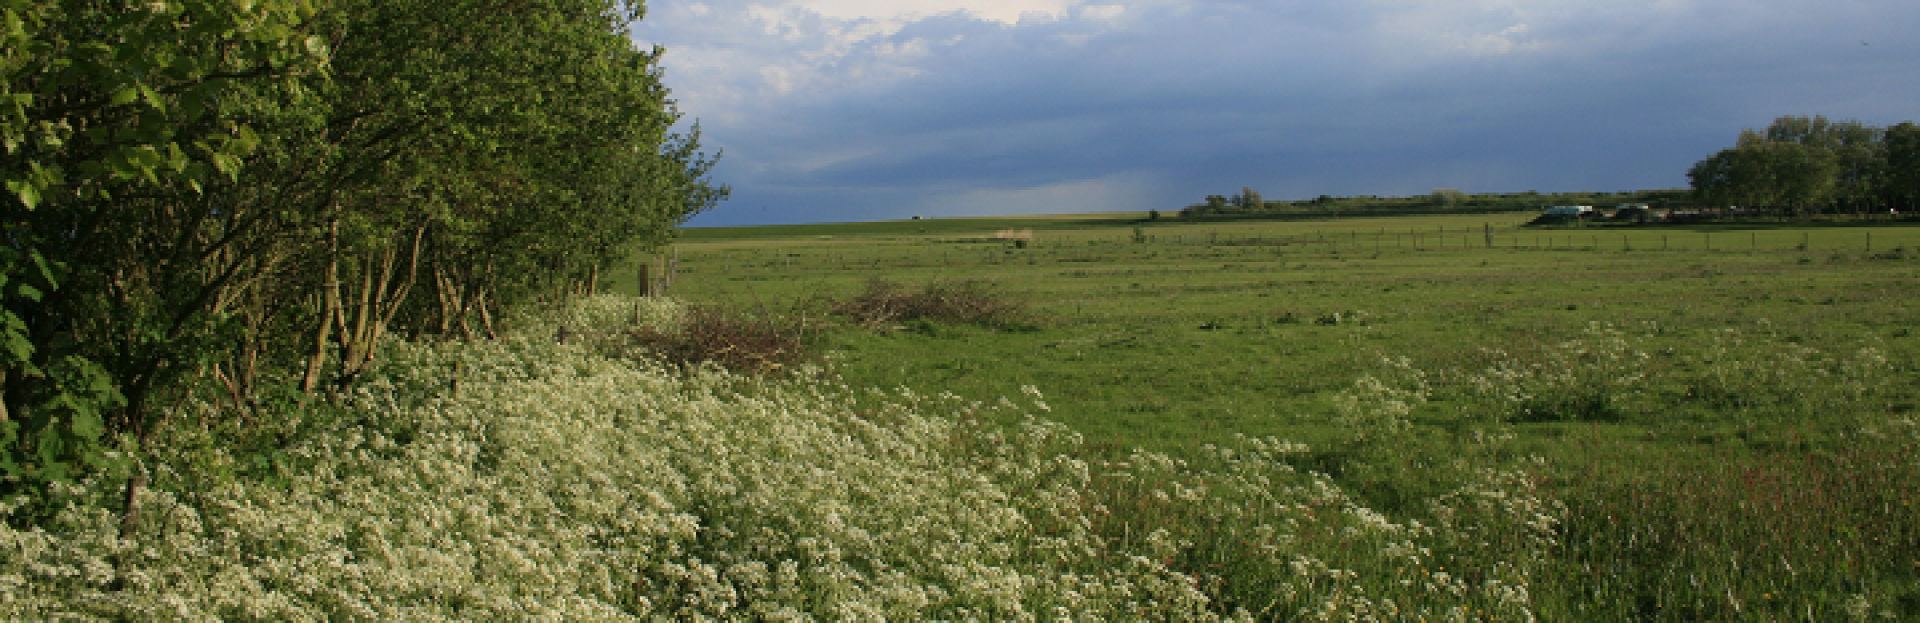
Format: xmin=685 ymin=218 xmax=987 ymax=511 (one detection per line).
xmin=637 ymin=212 xmax=1920 ymax=618
xmin=646 ymin=214 xmax=1917 ymax=445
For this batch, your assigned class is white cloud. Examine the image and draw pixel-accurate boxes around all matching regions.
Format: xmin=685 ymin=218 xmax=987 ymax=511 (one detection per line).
xmin=1075 ymin=4 xmax=1125 ymax=21
xmin=1453 ymin=22 xmax=1539 ymax=55
xmin=793 ymin=0 xmax=1084 ymax=23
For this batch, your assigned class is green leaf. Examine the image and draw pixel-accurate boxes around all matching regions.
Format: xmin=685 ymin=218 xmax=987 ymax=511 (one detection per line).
xmin=138 ymin=82 xmax=165 ymax=113
xmin=112 ymin=87 xmax=139 ymax=106
xmin=28 ymin=248 xmax=56 ymax=285
xmin=2 ymin=318 xmax=34 ymax=363
xmin=6 ymin=177 xmax=37 ymax=209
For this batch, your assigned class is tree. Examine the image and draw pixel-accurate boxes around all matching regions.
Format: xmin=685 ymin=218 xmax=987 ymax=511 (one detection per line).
xmin=1238 ymin=187 xmax=1264 ymax=211
xmin=1760 ymin=115 xmax=1883 ymax=213
xmin=1882 ymin=122 xmax=1920 ymax=213
xmin=2 ymin=0 xmax=330 ymax=490
xmin=1690 ymin=125 xmax=1839 ymax=217
xmin=1764 ymin=115 xmax=1836 ymax=149
xmin=1432 ymin=188 xmax=1466 ymax=209
xmin=1767 ymin=142 xmax=1838 ymax=216
xmin=0 ymin=0 xmax=724 ymax=503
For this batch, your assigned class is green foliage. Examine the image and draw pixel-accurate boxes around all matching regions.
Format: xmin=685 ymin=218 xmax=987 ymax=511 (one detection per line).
xmin=1884 ymin=122 xmax=1920 ymax=211
xmin=0 ymin=0 xmax=726 ymax=505
xmin=1690 ymin=115 xmax=1920 ymax=217
xmin=0 ymin=247 xmax=125 ymax=493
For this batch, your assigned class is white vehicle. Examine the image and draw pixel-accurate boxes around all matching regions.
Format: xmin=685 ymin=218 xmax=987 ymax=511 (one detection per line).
xmin=1543 ymin=205 xmax=1593 ymax=216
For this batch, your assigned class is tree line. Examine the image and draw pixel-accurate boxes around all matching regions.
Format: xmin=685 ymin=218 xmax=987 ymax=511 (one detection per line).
xmin=2 ymin=1 xmax=724 ymax=495
xmin=1175 ymin=187 xmax=1693 ymax=221
xmin=1688 ymin=115 xmax=1920 ymax=217
xmin=1181 ymin=114 xmax=1919 ymax=224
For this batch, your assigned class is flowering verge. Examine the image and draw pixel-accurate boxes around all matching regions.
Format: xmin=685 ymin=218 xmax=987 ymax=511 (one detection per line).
xmin=1 ymin=296 xmax=1574 ymax=620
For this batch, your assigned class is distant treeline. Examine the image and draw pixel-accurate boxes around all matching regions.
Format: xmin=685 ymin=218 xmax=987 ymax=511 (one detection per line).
xmin=1183 ymin=114 xmax=1920 ymax=223
xmin=1173 ymin=188 xmax=1695 ymax=222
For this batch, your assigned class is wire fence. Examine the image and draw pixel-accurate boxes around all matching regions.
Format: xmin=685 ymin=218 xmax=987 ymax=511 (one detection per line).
xmin=651 ymin=222 xmax=1917 ymax=289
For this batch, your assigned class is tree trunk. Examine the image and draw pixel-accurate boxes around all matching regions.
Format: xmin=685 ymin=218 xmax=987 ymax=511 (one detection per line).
xmin=301 ymin=218 xmax=342 ymax=394
xmin=334 ymin=224 xmax=427 ymax=386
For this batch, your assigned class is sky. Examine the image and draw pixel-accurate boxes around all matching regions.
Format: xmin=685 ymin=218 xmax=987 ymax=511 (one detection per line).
xmin=631 ymin=0 xmax=1920 ymax=226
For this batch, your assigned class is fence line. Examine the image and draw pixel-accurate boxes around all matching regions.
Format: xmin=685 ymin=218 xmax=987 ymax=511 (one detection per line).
xmin=670 ymin=226 xmax=1908 ymax=278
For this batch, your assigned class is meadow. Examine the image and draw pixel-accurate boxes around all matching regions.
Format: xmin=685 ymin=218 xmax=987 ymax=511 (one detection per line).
xmin=649 ymin=212 xmax=1920 ymax=618
xmin=3 ymin=211 xmax=1915 ymax=620
xmin=657 ymin=213 xmax=1916 ymax=448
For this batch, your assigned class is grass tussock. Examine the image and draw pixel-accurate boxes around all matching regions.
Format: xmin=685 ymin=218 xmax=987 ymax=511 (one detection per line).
xmin=832 ymin=278 xmax=1031 ymax=331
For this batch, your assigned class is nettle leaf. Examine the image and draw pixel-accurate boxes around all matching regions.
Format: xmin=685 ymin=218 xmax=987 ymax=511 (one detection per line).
xmin=167 ymin=142 xmax=188 ymax=171
xmin=234 ymin=125 xmax=260 ymax=153
xmin=138 ymin=82 xmax=165 ymax=112
xmin=211 ymin=152 xmax=242 ymax=179
xmin=27 ymin=249 xmax=56 ymax=285
xmin=5 ymin=177 xmax=37 ymax=209
xmin=3 ymin=313 xmax=34 ymax=362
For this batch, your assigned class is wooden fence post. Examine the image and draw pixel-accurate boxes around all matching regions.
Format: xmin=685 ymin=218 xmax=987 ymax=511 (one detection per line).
xmin=638 ymin=255 xmax=652 ymax=297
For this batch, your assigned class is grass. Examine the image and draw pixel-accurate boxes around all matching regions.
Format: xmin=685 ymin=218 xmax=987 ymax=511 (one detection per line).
xmin=639 ymin=212 xmax=1920 ymax=617
xmin=636 ymin=214 xmax=1919 ymax=450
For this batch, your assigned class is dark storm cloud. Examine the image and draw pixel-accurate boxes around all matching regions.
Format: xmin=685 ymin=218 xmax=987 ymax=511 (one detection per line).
xmin=633 ymin=0 xmax=1920 ymax=225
